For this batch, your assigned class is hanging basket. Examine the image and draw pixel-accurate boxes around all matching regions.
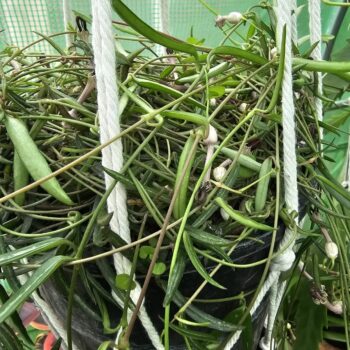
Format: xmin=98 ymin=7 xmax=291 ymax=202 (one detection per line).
xmin=0 ymin=1 xmax=349 ymax=350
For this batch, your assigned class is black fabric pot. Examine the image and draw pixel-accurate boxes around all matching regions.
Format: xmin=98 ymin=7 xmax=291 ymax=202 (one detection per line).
xmin=37 ymin=225 xmax=285 ymax=350
xmin=128 ymin=227 xmax=284 ymax=349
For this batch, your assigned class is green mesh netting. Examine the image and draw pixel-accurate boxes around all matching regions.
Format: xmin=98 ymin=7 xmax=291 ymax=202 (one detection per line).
xmin=0 ymin=0 xmax=349 ymax=182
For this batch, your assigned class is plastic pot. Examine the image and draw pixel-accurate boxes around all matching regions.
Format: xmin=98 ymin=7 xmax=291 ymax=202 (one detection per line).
xmin=129 ymin=226 xmax=284 ymax=349
xmin=37 ymin=224 xmax=285 ymax=350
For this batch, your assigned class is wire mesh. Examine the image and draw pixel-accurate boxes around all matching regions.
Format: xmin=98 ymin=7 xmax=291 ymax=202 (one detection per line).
xmin=0 ymin=0 xmax=253 ymax=52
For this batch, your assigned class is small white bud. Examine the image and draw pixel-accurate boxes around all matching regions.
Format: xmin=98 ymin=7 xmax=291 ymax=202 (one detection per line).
xmin=226 ymin=12 xmax=243 ymax=25
xmin=325 ymin=241 xmax=338 ymax=261
xmin=210 ymin=98 xmax=217 ymax=106
xmin=342 ymin=180 xmax=349 ymax=189
xmin=220 ymin=208 xmax=230 ymax=221
xmin=213 ymin=166 xmax=226 ymax=181
xmin=286 ymin=323 xmax=292 ymax=330
xmin=330 ymin=300 xmax=343 ymax=315
xmin=72 ymin=86 xmax=81 ymax=94
xmin=294 ymin=92 xmax=300 ymax=100
xmin=204 ymin=125 xmax=218 ymax=145
xmin=238 ymin=102 xmax=248 ymax=112
xmin=215 ymin=15 xmax=226 ymax=28
xmin=270 ymin=47 xmax=278 ymax=59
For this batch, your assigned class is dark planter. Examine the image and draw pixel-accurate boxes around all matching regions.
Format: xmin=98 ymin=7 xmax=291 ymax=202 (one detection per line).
xmin=38 ymin=224 xmax=286 ymax=350
xmin=130 ymin=227 xmax=284 ymax=349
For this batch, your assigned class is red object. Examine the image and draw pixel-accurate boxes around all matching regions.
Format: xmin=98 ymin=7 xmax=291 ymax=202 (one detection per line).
xmin=43 ymin=332 xmax=56 ymax=350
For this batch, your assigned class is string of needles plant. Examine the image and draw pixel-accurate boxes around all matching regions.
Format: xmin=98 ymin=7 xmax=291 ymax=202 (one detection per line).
xmin=0 ymin=2 xmax=349 ymax=349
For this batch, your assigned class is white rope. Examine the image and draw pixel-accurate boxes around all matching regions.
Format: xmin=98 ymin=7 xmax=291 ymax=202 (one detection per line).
xmin=63 ymin=0 xmax=73 ymax=47
xmin=223 ymin=271 xmax=280 ymax=349
xmin=260 ymin=1 xmax=299 ymax=348
xmin=152 ymin=0 xmax=169 ymax=56
xmin=290 ymin=0 xmax=298 ymax=43
xmin=226 ymin=1 xmax=300 ymax=348
xmin=91 ymin=1 xmax=163 ymax=349
xmin=309 ymin=0 xmax=323 ymax=139
xmin=17 ymin=258 xmax=79 ymax=350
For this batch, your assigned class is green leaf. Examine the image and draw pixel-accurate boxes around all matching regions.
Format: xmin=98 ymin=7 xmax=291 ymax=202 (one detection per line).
xmin=33 ymin=31 xmax=65 ymax=55
xmin=167 ymin=283 xmax=241 ymax=332
xmin=115 ymin=274 xmax=136 ymax=291
xmin=294 ymin=280 xmax=327 ymax=350
xmin=215 ymin=198 xmax=274 ymax=231
xmin=168 ymin=322 xmax=217 ymax=342
xmin=208 ymin=86 xmax=226 ymax=98
xmin=161 ymin=110 xmax=209 ymax=126
xmin=103 ymin=167 xmax=134 ymax=188
xmin=94 ymin=291 xmax=120 ymax=334
xmin=152 ymin=262 xmax=166 ymax=276
xmin=97 ymin=341 xmax=113 ymax=350
xmin=135 ymin=78 xmax=205 ymax=110
xmin=183 ymin=231 xmax=226 ymax=290
xmin=0 ymin=238 xmax=72 ymax=266
xmin=316 ymin=173 xmax=350 ymax=208
xmin=164 ymin=247 xmax=187 ymax=306
xmin=0 ymin=322 xmax=23 ymax=350
xmin=112 ymin=0 xmax=198 ymax=57
xmin=224 ymin=305 xmax=252 ymax=350
xmin=0 ymin=285 xmax=33 ymax=347
xmin=128 ymin=169 xmax=164 ymax=227
xmin=160 ymin=66 xmax=175 ymax=79
xmin=210 ymin=46 xmax=268 ymax=65
xmin=186 ymin=227 xmax=231 ymax=246
xmin=139 ymin=245 xmax=154 ymax=259
xmin=0 ymin=256 xmax=71 ymax=324
xmin=186 ymin=36 xmax=205 ymax=45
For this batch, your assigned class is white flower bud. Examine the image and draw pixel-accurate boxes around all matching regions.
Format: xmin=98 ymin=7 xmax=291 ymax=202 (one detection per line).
xmin=213 ymin=166 xmax=226 ymax=181
xmin=342 ymin=180 xmax=349 ymax=189
xmin=204 ymin=125 xmax=218 ymax=145
xmin=325 ymin=241 xmax=338 ymax=261
xmin=238 ymin=102 xmax=248 ymax=112
xmin=226 ymin=12 xmax=243 ymax=24
xmin=210 ymin=98 xmax=217 ymax=106
xmin=331 ymin=300 xmax=343 ymax=315
xmin=72 ymin=86 xmax=81 ymax=94
xmin=215 ymin=15 xmax=226 ymax=28
xmin=270 ymin=47 xmax=278 ymax=59
xmin=220 ymin=208 xmax=230 ymax=221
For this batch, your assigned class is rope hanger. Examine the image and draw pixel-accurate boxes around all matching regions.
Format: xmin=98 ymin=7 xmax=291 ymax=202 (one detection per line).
xmin=90 ymin=0 xmax=164 ymax=348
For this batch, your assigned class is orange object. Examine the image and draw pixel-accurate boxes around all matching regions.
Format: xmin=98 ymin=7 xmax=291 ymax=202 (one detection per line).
xmin=43 ymin=332 xmax=56 ymax=350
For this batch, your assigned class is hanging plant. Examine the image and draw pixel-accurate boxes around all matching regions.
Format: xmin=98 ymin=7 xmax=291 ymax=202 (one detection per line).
xmin=0 ymin=1 xmax=349 ymax=350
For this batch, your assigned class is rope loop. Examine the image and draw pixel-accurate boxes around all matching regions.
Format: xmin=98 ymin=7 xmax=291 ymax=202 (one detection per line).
xmin=270 ymin=248 xmax=295 ymax=272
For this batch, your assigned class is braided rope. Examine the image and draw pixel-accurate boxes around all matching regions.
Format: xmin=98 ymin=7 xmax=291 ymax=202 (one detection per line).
xmin=224 ymin=2 xmax=300 ymax=347
xmin=152 ymin=0 xmax=169 ymax=55
xmin=91 ymin=1 xmax=163 ymax=348
xmin=309 ymin=0 xmax=323 ymax=139
xmin=223 ymin=271 xmax=280 ymax=349
xmin=63 ymin=0 xmax=72 ymax=47
xmin=260 ymin=1 xmax=299 ymax=348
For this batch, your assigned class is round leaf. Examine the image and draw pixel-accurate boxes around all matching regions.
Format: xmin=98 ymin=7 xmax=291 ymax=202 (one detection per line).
xmin=152 ymin=262 xmax=166 ymax=276
xmin=115 ymin=274 xmax=136 ymax=291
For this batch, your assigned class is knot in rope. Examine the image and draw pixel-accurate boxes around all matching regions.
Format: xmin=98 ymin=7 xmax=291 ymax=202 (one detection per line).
xmin=270 ymin=248 xmax=295 ymax=272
